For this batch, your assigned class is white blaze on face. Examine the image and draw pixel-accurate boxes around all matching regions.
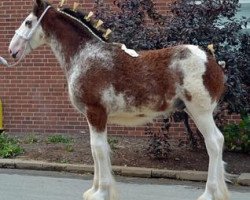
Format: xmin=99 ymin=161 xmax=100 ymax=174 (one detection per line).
xmin=8 ymin=13 xmax=46 ymax=59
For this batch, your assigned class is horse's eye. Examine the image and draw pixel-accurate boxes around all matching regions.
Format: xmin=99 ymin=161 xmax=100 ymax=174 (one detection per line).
xmin=25 ymin=20 xmax=32 ymax=28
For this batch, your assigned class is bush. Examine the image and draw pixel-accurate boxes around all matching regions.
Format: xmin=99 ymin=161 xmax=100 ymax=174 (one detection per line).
xmin=223 ymin=115 xmax=250 ymax=153
xmin=145 ymin=119 xmax=171 ymax=159
xmin=0 ymin=133 xmax=24 ymax=158
xmin=146 ymin=131 xmax=171 ymax=159
xmin=108 ymin=137 xmax=119 ymax=151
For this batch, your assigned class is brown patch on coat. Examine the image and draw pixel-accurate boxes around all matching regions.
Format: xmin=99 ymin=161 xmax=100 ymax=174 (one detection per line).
xmin=111 ymin=47 xmax=178 ymax=111
xmin=203 ymin=56 xmax=225 ymax=101
xmin=184 ymin=89 xmax=192 ymax=101
xmin=86 ymin=105 xmax=107 ymax=132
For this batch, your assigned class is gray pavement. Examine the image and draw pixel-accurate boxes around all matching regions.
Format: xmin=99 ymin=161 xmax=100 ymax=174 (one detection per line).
xmin=0 ymin=169 xmax=249 ymax=200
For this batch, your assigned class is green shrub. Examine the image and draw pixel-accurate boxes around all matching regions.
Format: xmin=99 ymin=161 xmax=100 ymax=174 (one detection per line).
xmin=25 ymin=134 xmax=38 ymax=144
xmin=145 ymin=124 xmax=171 ymax=160
xmin=65 ymin=144 xmax=74 ymax=152
xmin=0 ymin=133 xmax=24 ymax=158
xmin=223 ymin=115 xmax=250 ymax=153
xmin=47 ymin=135 xmax=72 ymax=144
xmin=108 ymin=137 xmax=119 ymax=151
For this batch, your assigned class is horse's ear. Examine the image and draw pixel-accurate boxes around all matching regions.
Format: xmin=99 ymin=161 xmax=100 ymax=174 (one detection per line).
xmin=33 ymin=0 xmax=48 ymax=16
xmin=33 ymin=0 xmax=44 ymax=7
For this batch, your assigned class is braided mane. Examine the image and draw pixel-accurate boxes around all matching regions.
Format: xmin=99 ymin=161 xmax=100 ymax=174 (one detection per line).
xmin=60 ymin=7 xmax=108 ymax=42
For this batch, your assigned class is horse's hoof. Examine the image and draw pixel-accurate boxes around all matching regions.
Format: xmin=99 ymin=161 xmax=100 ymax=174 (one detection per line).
xmin=83 ymin=188 xmax=97 ymax=200
xmin=197 ymin=192 xmax=230 ymax=200
xmin=197 ymin=193 xmax=212 ymax=200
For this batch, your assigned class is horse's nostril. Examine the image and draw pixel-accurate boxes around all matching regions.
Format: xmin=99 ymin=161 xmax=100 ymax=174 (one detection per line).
xmin=9 ymin=49 xmax=12 ymax=54
xmin=12 ymin=51 xmax=19 ymax=59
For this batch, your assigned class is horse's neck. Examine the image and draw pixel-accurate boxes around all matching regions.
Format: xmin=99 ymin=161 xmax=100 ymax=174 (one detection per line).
xmin=45 ymin=16 xmax=99 ymax=72
xmin=49 ymin=36 xmax=101 ymax=73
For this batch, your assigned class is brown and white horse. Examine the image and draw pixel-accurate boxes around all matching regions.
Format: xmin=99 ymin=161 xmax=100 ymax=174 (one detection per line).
xmin=7 ymin=0 xmax=229 ymax=200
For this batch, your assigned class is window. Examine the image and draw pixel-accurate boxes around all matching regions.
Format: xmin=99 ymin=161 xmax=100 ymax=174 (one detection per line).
xmin=237 ymin=0 xmax=250 ymax=32
xmin=194 ymin=0 xmax=249 ymax=32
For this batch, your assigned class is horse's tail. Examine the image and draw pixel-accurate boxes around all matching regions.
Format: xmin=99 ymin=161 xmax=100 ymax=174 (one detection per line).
xmin=207 ymin=44 xmax=226 ymax=69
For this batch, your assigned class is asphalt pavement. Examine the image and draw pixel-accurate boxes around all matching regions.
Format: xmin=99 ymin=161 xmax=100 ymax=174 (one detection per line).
xmin=0 ymin=169 xmax=249 ymax=200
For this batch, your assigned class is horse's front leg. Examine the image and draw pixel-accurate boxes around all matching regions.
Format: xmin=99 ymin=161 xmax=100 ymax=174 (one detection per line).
xmin=83 ymin=106 xmax=118 ymax=200
xmin=83 ymin=142 xmax=99 ymax=199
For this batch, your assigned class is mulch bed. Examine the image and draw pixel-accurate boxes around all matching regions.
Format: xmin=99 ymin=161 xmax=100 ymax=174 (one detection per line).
xmin=10 ymin=132 xmax=250 ymax=175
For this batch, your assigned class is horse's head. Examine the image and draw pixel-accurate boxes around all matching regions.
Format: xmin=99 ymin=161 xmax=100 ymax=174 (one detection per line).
xmin=8 ymin=0 xmax=51 ymax=60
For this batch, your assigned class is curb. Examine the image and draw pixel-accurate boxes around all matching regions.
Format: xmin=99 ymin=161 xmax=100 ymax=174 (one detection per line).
xmin=0 ymin=159 xmax=248 ymax=186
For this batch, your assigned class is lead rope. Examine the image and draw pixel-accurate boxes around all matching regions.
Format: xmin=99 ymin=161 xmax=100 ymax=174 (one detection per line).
xmin=0 ymin=6 xmax=51 ymax=67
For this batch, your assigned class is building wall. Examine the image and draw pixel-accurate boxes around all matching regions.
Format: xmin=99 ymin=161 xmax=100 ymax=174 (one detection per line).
xmin=0 ymin=0 xmax=237 ymax=141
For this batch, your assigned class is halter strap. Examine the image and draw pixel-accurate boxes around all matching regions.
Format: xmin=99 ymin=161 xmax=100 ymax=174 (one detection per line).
xmin=2 ymin=6 xmax=51 ymax=67
xmin=16 ymin=6 xmax=51 ymax=41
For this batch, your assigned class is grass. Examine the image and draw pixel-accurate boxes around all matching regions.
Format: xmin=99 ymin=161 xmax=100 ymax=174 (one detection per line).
xmin=108 ymin=137 xmax=119 ymax=151
xmin=65 ymin=144 xmax=74 ymax=152
xmin=25 ymin=134 xmax=38 ymax=144
xmin=0 ymin=133 xmax=24 ymax=158
xmin=48 ymin=135 xmax=75 ymax=153
xmin=60 ymin=159 xmax=69 ymax=164
xmin=47 ymin=135 xmax=72 ymax=144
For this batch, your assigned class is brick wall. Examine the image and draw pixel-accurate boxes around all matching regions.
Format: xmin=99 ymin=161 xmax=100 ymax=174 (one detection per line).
xmin=0 ymin=0 xmax=237 ymax=142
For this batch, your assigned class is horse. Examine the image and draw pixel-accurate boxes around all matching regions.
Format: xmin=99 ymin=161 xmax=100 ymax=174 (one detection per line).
xmin=7 ymin=0 xmax=229 ymax=200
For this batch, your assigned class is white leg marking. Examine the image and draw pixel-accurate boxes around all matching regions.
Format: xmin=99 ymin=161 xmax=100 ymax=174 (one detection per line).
xmin=215 ymin=127 xmax=230 ymax=200
xmin=185 ymin=103 xmax=229 ymax=200
xmin=83 ymin=147 xmax=99 ymax=199
xmin=83 ymin=125 xmax=118 ymax=200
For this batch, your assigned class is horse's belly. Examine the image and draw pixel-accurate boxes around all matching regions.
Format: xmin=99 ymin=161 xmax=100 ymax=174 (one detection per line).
xmin=107 ymin=109 xmax=164 ymax=126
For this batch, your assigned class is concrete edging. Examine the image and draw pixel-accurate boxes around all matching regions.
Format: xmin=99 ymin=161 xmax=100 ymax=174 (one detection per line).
xmin=0 ymin=159 xmax=248 ymax=186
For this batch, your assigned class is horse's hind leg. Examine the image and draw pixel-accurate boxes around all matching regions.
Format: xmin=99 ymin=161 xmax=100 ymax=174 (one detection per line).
xmin=215 ymin=126 xmax=229 ymax=199
xmin=185 ymin=102 xmax=229 ymax=200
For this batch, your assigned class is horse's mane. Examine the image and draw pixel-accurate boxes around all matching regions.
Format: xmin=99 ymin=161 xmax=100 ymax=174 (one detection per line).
xmin=60 ymin=7 xmax=108 ymax=42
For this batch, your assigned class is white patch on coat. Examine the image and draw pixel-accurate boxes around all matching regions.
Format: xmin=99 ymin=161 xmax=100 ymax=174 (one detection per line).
xmin=108 ymin=109 xmax=165 ymax=126
xmin=101 ymin=86 xmax=167 ymax=126
xmin=185 ymin=45 xmax=207 ymax=62
xmin=50 ymin=37 xmax=66 ymax=69
xmin=171 ymin=45 xmax=212 ymax=109
xmin=101 ymin=84 xmax=177 ymax=126
xmin=71 ymin=43 xmax=113 ymax=73
xmin=101 ymin=85 xmax=126 ymax=113
xmin=67 ymin=63 xmax=85 ymax=113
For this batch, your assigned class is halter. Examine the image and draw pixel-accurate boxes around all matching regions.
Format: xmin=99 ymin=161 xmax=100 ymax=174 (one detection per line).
xmin=16 ymin=6 xmax=51 ymax=41
xmin=0 ymin=6 xmax=51 ymax=67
